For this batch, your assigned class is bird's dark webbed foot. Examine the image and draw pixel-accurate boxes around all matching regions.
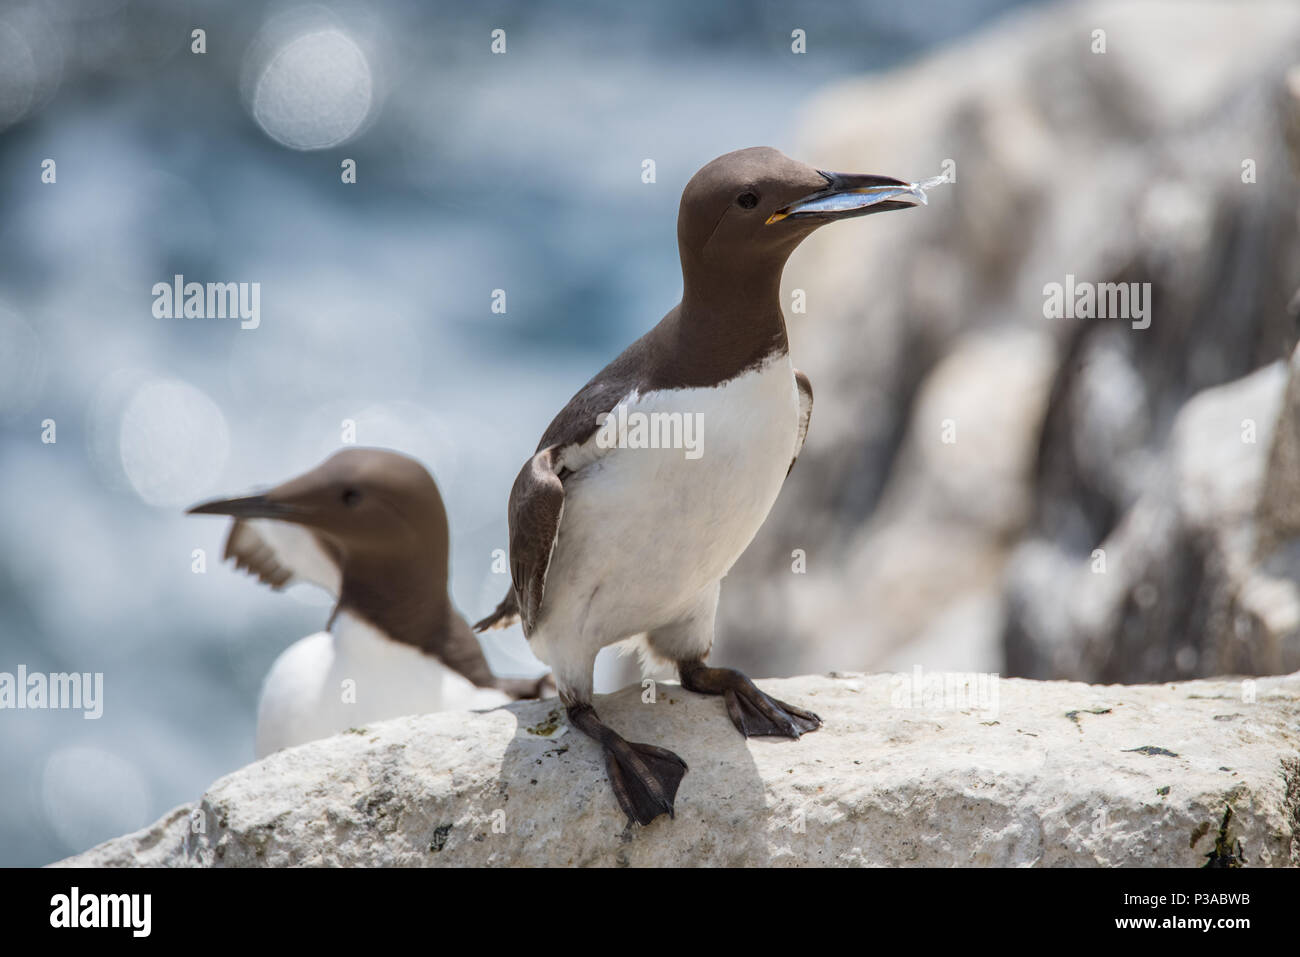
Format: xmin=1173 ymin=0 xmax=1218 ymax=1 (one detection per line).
xmin=567 ymin=703 xmax=687 ymax=826
xmin=678 ymin=661 xmax=822 ymax=738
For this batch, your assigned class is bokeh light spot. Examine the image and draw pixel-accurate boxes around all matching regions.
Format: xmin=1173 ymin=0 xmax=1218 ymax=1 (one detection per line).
xmin=250 ymin=27 xmax=373 ymax=150
xmin=118 ymin=378 xmax=230 ymax=508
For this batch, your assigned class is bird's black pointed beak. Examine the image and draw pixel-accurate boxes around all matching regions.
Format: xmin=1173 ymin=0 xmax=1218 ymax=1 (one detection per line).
xmin=766 ymin=170 xmax=933 ymax=225
xmin=186 ymin=494 xmax=304 ymax=520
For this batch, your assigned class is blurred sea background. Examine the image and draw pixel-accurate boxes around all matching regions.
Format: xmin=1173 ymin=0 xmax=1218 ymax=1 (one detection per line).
xmin=0 ymin=0 xmax=1044 ymax=866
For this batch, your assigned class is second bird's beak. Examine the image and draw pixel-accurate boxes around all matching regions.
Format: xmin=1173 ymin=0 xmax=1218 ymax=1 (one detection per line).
xmin=767 ymin=171 xmax=933 ymax=224
xmin=187 ymin=494 xmax=305 ymax=521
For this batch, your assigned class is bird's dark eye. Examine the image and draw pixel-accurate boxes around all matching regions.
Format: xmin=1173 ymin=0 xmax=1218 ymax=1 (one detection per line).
xmin=341 ymin=488 xmax=362 ymax=507
xmin=737 ymin=191 xmax=759 ymax=210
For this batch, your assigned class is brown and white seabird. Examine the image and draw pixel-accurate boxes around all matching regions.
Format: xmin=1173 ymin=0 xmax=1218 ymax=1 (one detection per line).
xmin=476 ymin=147 xmax=935 ymax=824
xmin=188 ymin=447 xmax=550 ymax=757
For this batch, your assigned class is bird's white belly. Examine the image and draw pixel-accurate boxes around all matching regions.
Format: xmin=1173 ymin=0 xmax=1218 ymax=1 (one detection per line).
xmin=255 ymin=612 xmax=509 ymax=757
xmin=532 ymin=354 xmax=799 ymax=665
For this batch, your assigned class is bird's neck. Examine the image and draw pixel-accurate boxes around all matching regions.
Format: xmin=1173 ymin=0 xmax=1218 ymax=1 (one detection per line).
xmin=332 ymin=557 xmax=453 ymax=655
xmin=670 ymin=255 xmax=790 ymax=384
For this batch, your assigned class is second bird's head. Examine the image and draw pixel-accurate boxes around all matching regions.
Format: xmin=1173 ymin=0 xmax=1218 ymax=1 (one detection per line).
xmin=677 ymin=146 xmax=926 ymax=275
xmin=188 ymin=447 xmax=449 ymax=568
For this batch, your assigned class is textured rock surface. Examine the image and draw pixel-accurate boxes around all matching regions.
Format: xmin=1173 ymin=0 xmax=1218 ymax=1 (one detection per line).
xmin=717 ymin=0 xmax=1300 ymax=683
xmin=59 ymin=672 xmax=1300 ymax=867
xmin=1006 ymin=358 xmax=1300 ymax=680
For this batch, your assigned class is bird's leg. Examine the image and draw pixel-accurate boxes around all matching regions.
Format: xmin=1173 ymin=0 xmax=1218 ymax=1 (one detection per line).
xmin=565 ymin=701 xmax=687 ymax=826
xmin=677 ymin=659 xmax=821 ymax=738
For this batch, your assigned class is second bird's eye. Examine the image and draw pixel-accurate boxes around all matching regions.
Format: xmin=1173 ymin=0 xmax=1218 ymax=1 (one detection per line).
xmin=737 ymin=191 xmax=759 ymax=209
xmin=341 ymin=488 xmax=362 ymax=507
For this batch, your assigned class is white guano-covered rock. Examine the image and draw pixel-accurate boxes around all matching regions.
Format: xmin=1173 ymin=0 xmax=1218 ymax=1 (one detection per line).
xmin=57 ymin=672 xmax=1300 ymax=867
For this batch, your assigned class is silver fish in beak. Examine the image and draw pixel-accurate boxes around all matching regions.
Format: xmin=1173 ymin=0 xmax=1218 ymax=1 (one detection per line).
xmin=767 ymin=172 xmax=949 ymax=224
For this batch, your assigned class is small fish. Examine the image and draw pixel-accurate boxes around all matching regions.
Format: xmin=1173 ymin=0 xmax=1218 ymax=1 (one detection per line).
xmin=917 ymin=174 xmax=951 ymax=193
xmin=768 ymin=173 xmax=950 ymax=223
xmin=811 ymin=174 xmax=948 ymax=213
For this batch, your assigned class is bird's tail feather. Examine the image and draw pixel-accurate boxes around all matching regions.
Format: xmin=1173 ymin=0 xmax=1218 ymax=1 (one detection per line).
xmin=474 ymin=588 xmax=520 ymax=632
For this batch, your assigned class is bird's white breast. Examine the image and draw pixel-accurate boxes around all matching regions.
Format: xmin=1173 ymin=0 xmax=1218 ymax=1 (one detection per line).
xmin=533 ymin=353 xmax=799 ymax=659
xmin=255 ymin=611 xmax=509 ymax=757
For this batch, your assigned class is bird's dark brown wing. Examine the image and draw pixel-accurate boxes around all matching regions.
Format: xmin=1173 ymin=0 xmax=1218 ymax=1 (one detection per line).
xmin=475 ymin=331 xmax=659 ymax=635
xmin=223 ymin=519 xmax=343 ymax=593
xmin=788 ymin=368 xmax=814 ymax=475
xmin=224 ymin=521 xmax=293 ymax=588
xmin=507 ymin=446 xmax=567 ymax=637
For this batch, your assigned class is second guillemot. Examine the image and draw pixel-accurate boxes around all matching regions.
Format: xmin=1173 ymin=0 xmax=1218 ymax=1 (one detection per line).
xmin=189 ymin=447 xmax=550 ymax=757
xmin=477 ymin=147 xmax=936 ymax=824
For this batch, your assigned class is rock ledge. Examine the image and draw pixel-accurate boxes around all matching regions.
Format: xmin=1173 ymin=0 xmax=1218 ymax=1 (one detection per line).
xmin=57 ymin=672 xmax=1300 ymax=867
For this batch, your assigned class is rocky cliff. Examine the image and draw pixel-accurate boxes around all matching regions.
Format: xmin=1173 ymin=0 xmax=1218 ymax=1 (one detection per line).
xmin=58 ymin=672 xmax=1300 ymax=867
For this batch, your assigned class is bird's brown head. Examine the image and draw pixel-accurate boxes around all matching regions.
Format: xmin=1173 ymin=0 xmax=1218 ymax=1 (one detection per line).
xmin=187 ymin=448 xmax=450 ymax=574
xmin=676 ymin=146 xmax=926 ymax=292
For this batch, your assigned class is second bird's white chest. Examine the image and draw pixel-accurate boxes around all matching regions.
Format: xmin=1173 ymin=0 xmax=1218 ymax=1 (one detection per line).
xmin=255 ymin=612 xmax=509 ymax=758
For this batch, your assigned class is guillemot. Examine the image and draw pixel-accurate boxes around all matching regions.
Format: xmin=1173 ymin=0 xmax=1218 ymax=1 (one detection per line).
xmin=476 ymin=147 xmax=935 ymax=824
xmin=189 ymin=447 xmax=550 ymax=757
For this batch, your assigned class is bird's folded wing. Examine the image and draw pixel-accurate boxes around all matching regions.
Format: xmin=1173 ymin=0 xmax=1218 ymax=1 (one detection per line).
xmin=508 ymin=446 xmax=567 ymax=636
xmin=789 ymin=368 xmax=814 ymax=475
xmin=477 ymin=365 xmax=637 ymax=635
xmin=223 ymin=519 xmax=342 ymax=597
